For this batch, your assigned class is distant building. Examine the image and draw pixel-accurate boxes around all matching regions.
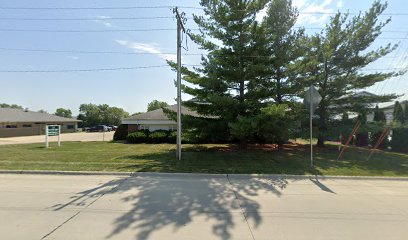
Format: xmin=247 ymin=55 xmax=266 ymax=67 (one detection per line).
xmin=0 ymin=108 xmax=81 ymax=138
xmin=373 ymin=100 xmax=408 ymax=124
xmin=122 ymin=105 xmax=202 ymax=133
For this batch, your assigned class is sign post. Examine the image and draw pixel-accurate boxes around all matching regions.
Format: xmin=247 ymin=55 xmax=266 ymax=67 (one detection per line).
xmin=303 ymin=85 xmax=322 ymax=167
xmin=45 ymin=125 xmax=61 ymax=148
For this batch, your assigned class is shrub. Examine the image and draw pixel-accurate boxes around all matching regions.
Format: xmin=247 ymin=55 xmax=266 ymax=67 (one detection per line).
xmin=391 ymin=128 xmax=408 ymax=153
xmin=355 ymin=132 xmax=369 ymax=147
xmin=369 ymin=130 xmax=390 ymax=149
xmin=167 ymin=131 xmax=177 ymax=143
xmin=113 ymin=124 xmax=128 ymax=141
xmin=148 ymin=131 xmax=168 ymax=143
xmin=126 ymin=131 xmax=147 ymax=143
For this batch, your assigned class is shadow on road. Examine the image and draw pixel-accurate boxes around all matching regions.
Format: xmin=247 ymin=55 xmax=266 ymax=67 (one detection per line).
xmin=50 ymin=174 xmax=293 ymax=240
xmin=309 ymin=177 xmax=336 ymax=194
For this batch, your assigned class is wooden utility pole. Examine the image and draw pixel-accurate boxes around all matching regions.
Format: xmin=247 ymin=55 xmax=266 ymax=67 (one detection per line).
xmin=174 ymin=7 xmax=186 ymax=160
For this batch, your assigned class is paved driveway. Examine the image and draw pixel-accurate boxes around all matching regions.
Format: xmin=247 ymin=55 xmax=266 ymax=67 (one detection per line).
xmin=0 ymin=132 xmax=114 ymax=145
xmin=0 ymin=173 xmax=407 ymax=240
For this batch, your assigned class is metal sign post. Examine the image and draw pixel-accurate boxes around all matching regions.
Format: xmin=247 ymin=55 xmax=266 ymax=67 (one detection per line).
xmin=303 ymin=85 xmax=322 ymax=168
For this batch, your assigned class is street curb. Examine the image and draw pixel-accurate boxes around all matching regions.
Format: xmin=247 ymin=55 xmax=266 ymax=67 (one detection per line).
xmin=0 ymin=170 xmax=408 ymax=181
xmin=0 ymin=170 xmax=132 ymax=176
xmin=227 ymin=174 xmax=408 ymax=181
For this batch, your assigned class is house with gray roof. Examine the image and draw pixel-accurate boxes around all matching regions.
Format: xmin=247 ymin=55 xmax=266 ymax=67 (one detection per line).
xmin=122 ymin=105 xmax=202 ymax=133
xmin=0 ymin=108 xmax=81 ymax=138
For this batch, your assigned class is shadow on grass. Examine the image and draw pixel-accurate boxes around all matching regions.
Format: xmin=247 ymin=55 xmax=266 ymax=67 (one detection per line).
xmin=115 ymin=146 xmax=322 ymax=175
xmin=50 ymin=174 xmax=296 ymax=240
xmin=314 ymin=145 xmax=408 ymax=176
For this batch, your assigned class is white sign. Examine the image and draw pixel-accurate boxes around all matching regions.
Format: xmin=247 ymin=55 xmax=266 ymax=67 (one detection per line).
xmin=304 ymin=86 xmax=322 ymax=114
xmin=45 ymin=125 xmax=61 ymax=148
xmin=304 ymin=85 xmax=322 ymax=167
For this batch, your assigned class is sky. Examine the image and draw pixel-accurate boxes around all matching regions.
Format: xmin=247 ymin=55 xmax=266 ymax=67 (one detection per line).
xmin=0 ymin=0 xmax=407 ymax=115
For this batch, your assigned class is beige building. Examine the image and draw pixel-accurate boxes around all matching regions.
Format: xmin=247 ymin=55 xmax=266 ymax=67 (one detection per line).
xmin=0 ymin=108 xmax=81 ymax=138
xmin=122 ymin=105 xmax=202 ymax=133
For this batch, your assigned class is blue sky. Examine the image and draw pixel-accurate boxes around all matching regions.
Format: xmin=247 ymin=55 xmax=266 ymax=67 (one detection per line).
xmin=0 ymin=0 xmax=407 ymax=115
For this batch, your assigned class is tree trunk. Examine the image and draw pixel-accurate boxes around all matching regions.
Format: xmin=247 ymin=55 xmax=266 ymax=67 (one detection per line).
xmin=276 ymin=68 xmax=282 ymax=104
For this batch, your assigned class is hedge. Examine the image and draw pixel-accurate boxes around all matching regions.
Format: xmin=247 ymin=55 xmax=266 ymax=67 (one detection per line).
xmin=126 ymin=130 xmax=177 ymax=144
xmin=126 ymin=131 xmax=147 ymax=143
xmin=369 ymin=130 xmax=390 ymax=149
xmin=148 ymin=131 xmax=168 ymax=143
xmin=391 ymin=128 xmax=408 ymax=153
xmin=113 ymin=124 xmax=128 ymax=141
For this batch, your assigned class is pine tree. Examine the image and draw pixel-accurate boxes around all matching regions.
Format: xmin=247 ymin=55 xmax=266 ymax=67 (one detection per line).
xmin=393 ymin=101 xmax=405 ymax=124
xmin=298 ymin=1 xmax=397 ymax=146
xmin=258 ymin=0 xmax=305 ymax=104
xmin=373 ymin=105 xmax=386 ymax=123
xmin=175 ymin=0 xmax=269 ymax=147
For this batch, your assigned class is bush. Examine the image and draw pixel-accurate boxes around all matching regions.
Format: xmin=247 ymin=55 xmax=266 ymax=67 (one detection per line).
xmin=355 ymin=132 xmax=369 ymax=147
xmin=391 ymin=128 xmax=408 ymax=153
xmin=148 ymin=131 xmax=168 ymax=143
xmin=113 ymin=124 xmax=128 ymax=141
xmin=369 ymin=131 xmax=390 ymax=149
xmin=168 ymin=131 xmax=177 ymax=143
xmin=126 ymin=131 xmax=147 ymax=143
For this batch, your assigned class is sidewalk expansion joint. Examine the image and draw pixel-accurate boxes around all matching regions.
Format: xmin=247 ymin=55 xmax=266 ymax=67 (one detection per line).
xmin=226 ymin=174 xmax=256 ymax=240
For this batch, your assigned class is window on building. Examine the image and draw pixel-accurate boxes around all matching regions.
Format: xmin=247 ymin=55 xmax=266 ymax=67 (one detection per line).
xmin=22 ymin=124 xmax=32 ymax=128
xmin=67 ymin=125 xmax=74 ymax=129
xmin=6 ymin=125 xmax=17 ymax=128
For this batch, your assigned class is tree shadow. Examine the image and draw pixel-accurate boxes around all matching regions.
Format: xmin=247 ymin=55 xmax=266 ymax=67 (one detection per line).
xmin=115 ymin=146 xmax=322 ymax=175
xmin=314 ymin=145 xmax=408 ymax=176
xmin=50 ymin=174 xmax=295 ymax=240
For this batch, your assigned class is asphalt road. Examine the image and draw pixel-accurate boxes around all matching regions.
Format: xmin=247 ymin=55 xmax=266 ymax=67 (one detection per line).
xmin=0 ymin=173 xmax=407 ymax=240
xmin=0 ymin=132 xmax=114 ymax=145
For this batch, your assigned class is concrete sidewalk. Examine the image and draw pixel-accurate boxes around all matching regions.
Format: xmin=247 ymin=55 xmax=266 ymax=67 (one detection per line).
xmin=0 ymin=173 xmax=407 ymax=240
xmin=0 ymin=132 xmax=114 ymax=145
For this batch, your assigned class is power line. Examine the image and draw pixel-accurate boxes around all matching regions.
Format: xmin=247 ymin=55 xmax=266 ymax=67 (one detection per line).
xmin=0 ymin=17 xmax=174 ymax=21
xmin=0 ymin=47 xmax=403 ymax=59
xmin=0 ymin=65 xmax=402 ymax=73
xmin=0 ymin=27 xmax=407 ymax=35
xmin=0 ymin=28 xmax=177 ymax=33
xmin=0 ymin=65 xmax=169 ymax=73
xmin=2 ymin=5 xmax=408 ymax=16
xmin=0 ymin=6 xmax=177 ymax=10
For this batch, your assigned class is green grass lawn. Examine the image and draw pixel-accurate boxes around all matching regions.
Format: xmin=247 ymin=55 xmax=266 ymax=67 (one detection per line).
xmin=0 ymin=141 xmax=407 ymax=176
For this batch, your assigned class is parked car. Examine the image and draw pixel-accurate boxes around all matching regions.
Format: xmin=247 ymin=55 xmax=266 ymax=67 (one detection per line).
xmin=108 ymin=125 xmax=118 ymax=131
xmin=86 ymin=125 xmax=109 ymax=132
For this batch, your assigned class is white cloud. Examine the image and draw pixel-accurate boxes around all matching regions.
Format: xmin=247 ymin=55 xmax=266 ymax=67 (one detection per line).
xmin=293 ymin=0 xmax=307 ymax=9
xmin=257 ymin=0 xmax=344 ymax=25
xmin=93 ymin=15 xmax=114 ymax=28
xmin=67 ymin=55 xmax=79 ymax=60
xmin=297 ymin=0 xmax=334 ymax=25
xmin=115 ymin=40 xmax=177 ymax=62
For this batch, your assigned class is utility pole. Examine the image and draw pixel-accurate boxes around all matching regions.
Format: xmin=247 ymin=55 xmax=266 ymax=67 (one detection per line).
xmin=174 ymin=7 xmax=185 ymax=161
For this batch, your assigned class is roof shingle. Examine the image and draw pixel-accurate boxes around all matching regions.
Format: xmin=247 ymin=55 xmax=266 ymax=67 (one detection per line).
xmin=0 ymin=108 xmax=81 ymax=123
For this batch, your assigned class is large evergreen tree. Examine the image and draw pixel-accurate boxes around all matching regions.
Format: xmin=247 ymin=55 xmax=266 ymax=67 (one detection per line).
xmin=298 ymin=1 xmax=397 ymax=146
xmin=393 ymin=101 xmax=405 ymax=124
xmin=373 ymin=105 xmax=386 ymax=123
xmin=260 ymin=0 xmax=305 ymax=104
xmin=404 ymin=101 xmax=408 ymax=123
xmin=176 ymin=0 xmax=269 ymax=147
